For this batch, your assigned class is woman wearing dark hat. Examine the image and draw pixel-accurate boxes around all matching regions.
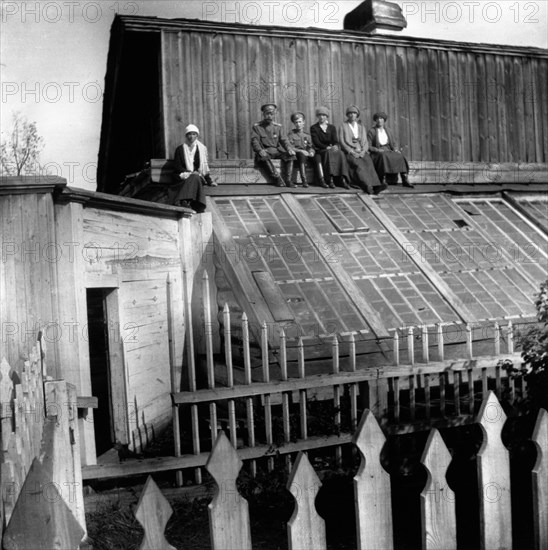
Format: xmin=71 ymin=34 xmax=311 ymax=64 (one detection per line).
xmin=367 ymin=112 xmax=413 ymax=188
xmin=310 ymin=106 xmax=350 ymax=189
xmin=339 ymin=105 xmax=385 ymax=195
xmin=172 ymin=124 xmax=217 ymax=212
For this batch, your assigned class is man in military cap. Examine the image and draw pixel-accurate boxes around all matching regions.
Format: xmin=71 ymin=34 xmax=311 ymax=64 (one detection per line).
xmin=251 ymin=103 xmax=296 ymax=187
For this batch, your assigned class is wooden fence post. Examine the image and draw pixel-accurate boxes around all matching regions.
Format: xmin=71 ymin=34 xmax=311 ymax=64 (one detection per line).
xmin=420 ymin=428 xmax=456 ymax=550
xmin=476 ymin=391 xmax=512 ymax=550
xmin=532 ymin=408 xmax=547 ymax=550
xmin=135 ymin=476 xmax=176 ymax=550
xmin=353 ymin=410 xmax=393 ymax=550
xmin=287 ymin=451 xmax=326 ymax=550
xmin=206 ymin=432 xmax=252 ymax=550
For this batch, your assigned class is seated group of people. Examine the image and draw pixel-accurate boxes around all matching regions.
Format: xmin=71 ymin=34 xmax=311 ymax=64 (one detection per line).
xmin=252 ymin=103 xmax=413 ymax=194
xmin=170 ymin=105 xmax=412 ymax=212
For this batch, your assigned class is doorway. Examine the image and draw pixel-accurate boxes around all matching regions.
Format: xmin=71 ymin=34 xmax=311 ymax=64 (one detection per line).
xmin=86 ymin=289 xmax=112 ymax=456
xmin=86 ymin=288 xmax=129 ymax=458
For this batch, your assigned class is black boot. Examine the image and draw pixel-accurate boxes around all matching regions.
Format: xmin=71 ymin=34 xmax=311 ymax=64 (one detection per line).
xmin=283 ymin=160 xmax=296 ymax=188
xmin=265 ymin=159 xmax=285 ymax=187
xmin=299 ymin=160 xmax=309 ymax=188
xmin=401 ymin=173 xmax=414 ymax=188
xmin=341 ymin=176 xmax=351 ymax=190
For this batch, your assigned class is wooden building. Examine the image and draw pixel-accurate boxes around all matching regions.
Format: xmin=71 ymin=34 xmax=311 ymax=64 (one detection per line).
xmin=97 ymin=15 xmax=547 ymax=192
xmin=2 ymin=11 xmax=547 ymax=469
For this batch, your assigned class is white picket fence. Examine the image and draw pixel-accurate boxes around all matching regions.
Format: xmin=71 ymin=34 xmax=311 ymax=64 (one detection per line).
xmin=129 ymin=394 xmax=546 ymax=550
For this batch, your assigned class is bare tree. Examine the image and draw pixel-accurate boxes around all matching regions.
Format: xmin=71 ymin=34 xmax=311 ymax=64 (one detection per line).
xmin=0 ymin=112 xmax=44 ymax=176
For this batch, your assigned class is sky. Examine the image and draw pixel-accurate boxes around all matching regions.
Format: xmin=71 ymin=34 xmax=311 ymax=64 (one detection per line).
xmin=1 ymin=0 xmax=547 ymax=191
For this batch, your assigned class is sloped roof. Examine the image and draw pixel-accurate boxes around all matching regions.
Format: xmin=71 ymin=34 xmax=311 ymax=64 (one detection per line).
xmin=210 ymin=191 xmax=546 ymax=356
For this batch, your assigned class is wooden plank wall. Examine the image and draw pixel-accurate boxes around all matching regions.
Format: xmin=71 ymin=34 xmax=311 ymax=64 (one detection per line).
xmin=82 ymin=208 xmax=184 ymax=451
xmin=161 ymin=30 xmax=547 ymax=165
xmin=0 ymin=192 xmax=59 ymax=374
xmin=81 ymin=207 xmax=217 ymax=452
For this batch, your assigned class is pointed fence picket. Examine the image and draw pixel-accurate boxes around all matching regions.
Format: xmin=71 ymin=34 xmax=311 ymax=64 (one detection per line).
xmin=135 ymin=477 xmax=176 ymax=550
xmin=88 ymin=400 xmax=548 ymax=550
xmin=477 ymin=391 xmax=512 ymax=550
xmin=286 ymin=451 xmax=326 ymax=550
xmin=206 ymin=432 xmax=252 ymax=550
xmin=420 ymin=428 xmax=456 ymax=550
xmin=353 ymin=410 xmax=393 ymax=550
xmin=532 ymin=408 xmax=548 ymax=550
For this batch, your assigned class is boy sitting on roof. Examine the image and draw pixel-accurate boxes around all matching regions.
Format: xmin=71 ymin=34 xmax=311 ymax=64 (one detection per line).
xmin=251 ymin=103 xmax=296 ymax=187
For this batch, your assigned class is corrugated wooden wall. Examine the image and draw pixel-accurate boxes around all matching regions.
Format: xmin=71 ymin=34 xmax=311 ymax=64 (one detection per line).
xmin=162 ymin=30 xmax=547 ymax=164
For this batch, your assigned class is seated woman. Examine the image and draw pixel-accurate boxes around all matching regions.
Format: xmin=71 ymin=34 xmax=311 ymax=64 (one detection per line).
xmin=310 ymin=106 xmax=350 ymax=189
xmin=172 ymin=124 xmax=216 ymax=212
xmin=339 ymin=105 xmax=385 ymax=195
xmin=367 ymin=112 xmax=413 ymax=188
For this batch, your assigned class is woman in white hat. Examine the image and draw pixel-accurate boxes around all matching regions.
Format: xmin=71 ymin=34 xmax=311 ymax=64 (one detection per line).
xmin=172 ymin=124 xmax=216 ymax=212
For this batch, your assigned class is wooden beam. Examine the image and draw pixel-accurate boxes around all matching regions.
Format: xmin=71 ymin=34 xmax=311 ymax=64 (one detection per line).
xmin=173 ymin=352 xmax=521 ymax=404
xmin=282 ymin=193 xmax=390 ymax=339
xmin=502 ymin=192 xmax=548 ymax=236
xmin=360 ymin=195 xmax=476 ymax=323
xmin=76 ymin=396 xmax=98 ymax=409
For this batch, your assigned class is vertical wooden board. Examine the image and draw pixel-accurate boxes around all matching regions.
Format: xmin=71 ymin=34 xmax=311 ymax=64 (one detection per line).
xmin=375 ymin=45 xmax=389 ymax=121
xmin=353 ymin=410 xmax=393 ymax=550
xmin=234 ymin=34 xmax=250 ymax=158
xmin=522 ymin=58 xmax=536 ymax=163
xmin=330 ymin=41 xmax=343 ymax=121
xmin=318 ymin=40 xmax=332 ymax=115
xmin=206 ymin=432 xmax=252 ymax=550
xmin=307 ymin=39 xmax=319 ymax=115
xmin=200 ymin=34 xmax=215 ymax=154
xmin=466 ymin=52 xmax=480 ymax=163
xmin=417 ymin=49 xmax=431 ymax=160
xmin=211 ymin=32 xmax=227 ymax=158
xmin=530 ymin=58 xmax=542 ymax=163
xmin=283 ymin=36 xmax=298 ymax=125
xmin=296 ymin=39 xmax=310 ymax=118
xmin=160 ymin=31 xmax=174 ymax=155
xmin=532 ymin=408 xmax=548 ymax=550
xmin=385 ymin=46 xmax=398 ymax=149
xmin=420 ymin=429 xmax=457 ymax=550
xmin=223 ymin=35 xmax=238 ymax=158
xmin=539 ymin=59 xmax=548 ymax=163
xmin=485 ymin=54 xmax=499 ymax=162
xmin=476 ymin=54 xmax=489 ymax=162
xmin=476 ymin=392 xmax=512 ymax=550
xmin=365 ymin=44 xmax=377 ymax=121
xmin=1 ymin=197 xmax=20 ymax=370
xmin=427 ymin=49 xmax=441 ymax=161
xmin=287 ymin=452 xmax=326 ymax=550
xmin=396 ymin=46 xmax=411 ymax=157
xmin=340 ymin=41 xmax=354 ymax=113
xmin=407 ymin=48 xmax=421 ymax=162
xmin=53 ymin=201 xmax=95 ymax=464
xmin=456 ymin=53 xmax=470 ymax=163
xmin=245 ymin=34 xmax=261 ymax=142
xmin=513 ymin=57 xmax=527 ymax=162
xmin=353 ymin=42 xmax=367 ymax=118
xmin=447 ymin=51 xmax=462 ymax=162
xmin=494 ymin=55 xmax=508 ymax=163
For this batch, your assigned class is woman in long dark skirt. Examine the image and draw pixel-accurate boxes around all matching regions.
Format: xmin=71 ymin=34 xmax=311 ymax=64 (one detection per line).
xmin=339 ymin=105 xmax=385 ymax=195
xmin=310 ymin=106 xmax=350 ymax=189
xmin=366 ymin=112 xmax=413 ymax=188
xmin=172 ymin=124 xmax=216 ymax=212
